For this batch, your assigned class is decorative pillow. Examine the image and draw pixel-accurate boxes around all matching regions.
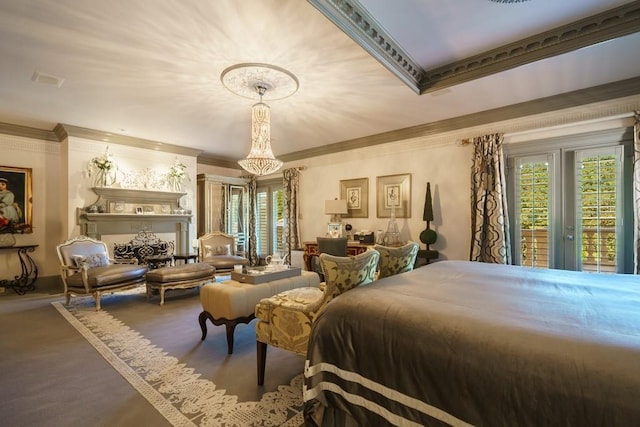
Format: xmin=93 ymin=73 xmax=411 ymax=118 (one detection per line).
xmin=73 ymin=252 xmax=110 ymax=268
xmin=204 ymin=245 xmax=214 ymax=258
xmin=204 ymin=244 xmax=231 ymax=257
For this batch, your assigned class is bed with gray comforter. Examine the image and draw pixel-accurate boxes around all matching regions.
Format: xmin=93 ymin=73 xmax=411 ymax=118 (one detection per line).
xmin=303 ymin=260 xmax=640 ymax=426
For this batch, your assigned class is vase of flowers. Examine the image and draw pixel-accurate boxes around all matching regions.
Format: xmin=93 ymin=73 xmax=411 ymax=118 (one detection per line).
xmin=0 ymin=218 xmax=31 ymax=246
xmin=166 ymin=158 xmax=189 ymax=192
xmin=87 ymin=147 xmax=116 ymax=187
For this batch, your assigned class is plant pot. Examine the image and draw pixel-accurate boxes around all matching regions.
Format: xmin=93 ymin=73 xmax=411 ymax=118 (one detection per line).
xmin=0 ymin=233 xmax=16 ymax=247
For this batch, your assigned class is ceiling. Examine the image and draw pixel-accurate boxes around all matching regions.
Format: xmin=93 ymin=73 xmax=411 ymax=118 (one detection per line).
xmin=0 ymin=0 xmax=639 ymax=169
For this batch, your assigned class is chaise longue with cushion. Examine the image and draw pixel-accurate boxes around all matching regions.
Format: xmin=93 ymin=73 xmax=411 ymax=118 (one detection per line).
xmin=198 ymin=231 xmax=249 ymax=273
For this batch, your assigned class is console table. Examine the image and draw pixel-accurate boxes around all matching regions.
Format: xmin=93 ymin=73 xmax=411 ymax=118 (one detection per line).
xmin=302 ymin=240 xmax=371 ymax=271
xmin=0 ymin=245 xmax=38 ymax=295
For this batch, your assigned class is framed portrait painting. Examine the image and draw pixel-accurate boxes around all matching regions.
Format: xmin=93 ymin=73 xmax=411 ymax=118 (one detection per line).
xmin=0 ymin=165 xmax=33 ymax=233
xmin=340 ymin=178 xmax=368 ymax=218
xmin=376 ymin=173 xmax=411 ymax=218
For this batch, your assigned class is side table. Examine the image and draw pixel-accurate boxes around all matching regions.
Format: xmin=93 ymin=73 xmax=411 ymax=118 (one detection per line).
xmin=145 ymin=254 xmax=173 ymax=270
xmin=0 ymin=244 xmax=39 ymax=295
xmin=173 ymin=252 xmax=199 ymax=265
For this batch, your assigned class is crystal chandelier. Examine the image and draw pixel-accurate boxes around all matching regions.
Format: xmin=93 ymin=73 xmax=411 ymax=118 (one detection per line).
xmin=220 ymin=63 xmax=299 ymax=177
xmin=237 ymin=85 xmax=283 ymax=176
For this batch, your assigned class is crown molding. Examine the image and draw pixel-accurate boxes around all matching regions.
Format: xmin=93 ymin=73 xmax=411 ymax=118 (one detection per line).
xmin=196 ymin=154 xmax=243 ymax=169
xmin=0 ymin=122 xmax=58 ymax=142
xmin=53 ymin=123 xmax=202 ymax=157
xmin=280 ymin=76 xmax=640 ymax=162
xmin=308 ymin=0 xmax=640 ymax=94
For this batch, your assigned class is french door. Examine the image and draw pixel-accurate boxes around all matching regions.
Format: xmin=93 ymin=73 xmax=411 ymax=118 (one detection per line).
xmin=508 ymin=130 xmax=632 ymax=273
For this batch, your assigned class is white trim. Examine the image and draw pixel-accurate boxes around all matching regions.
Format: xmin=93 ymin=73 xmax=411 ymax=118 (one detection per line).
xmin=304 ymin=361 xmax=474 ymax=427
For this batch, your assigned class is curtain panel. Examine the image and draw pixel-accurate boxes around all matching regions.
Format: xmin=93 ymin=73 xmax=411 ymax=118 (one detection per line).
xmin=634 ymin=112 xmax=640 ymax=274
xmin=246 ymin=175 xmax=259 ymax=266
xmin=282 ymin=168 xmax=302 ymax=264
xmin=469 ymin=133 xmax=511 ymax=264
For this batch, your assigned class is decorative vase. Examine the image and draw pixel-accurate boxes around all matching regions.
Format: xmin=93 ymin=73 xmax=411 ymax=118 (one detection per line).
xmin=0 ymin=233 xmax=16 ymax=247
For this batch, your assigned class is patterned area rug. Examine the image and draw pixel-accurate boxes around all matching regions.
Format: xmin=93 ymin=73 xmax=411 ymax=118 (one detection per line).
xmin=52 ymin=295 xmax=304 ymax=427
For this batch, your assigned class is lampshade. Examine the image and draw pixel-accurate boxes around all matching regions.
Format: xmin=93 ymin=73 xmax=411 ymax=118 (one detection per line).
xmin=237 ymin=96 xmax=283 ymax=176
xmin=325 ymin=199 xmax=348 ymax=215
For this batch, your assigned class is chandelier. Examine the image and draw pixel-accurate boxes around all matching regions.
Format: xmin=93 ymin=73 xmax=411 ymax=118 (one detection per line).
xmin=221 ymin=63 xmax=299 ymax=176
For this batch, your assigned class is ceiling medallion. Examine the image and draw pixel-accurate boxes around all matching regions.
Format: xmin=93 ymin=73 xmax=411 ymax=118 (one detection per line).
xmin=221 ymin=63 xmax=299 ymax=101
xmin=221 ymin=63 xmax=298 ymax=176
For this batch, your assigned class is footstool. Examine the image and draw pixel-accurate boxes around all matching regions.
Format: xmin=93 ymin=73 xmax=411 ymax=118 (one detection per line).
xmin=199 ymin=270 xmax=320 ymax=354
xmin=146 ymin=262 xmax=215 ymax=306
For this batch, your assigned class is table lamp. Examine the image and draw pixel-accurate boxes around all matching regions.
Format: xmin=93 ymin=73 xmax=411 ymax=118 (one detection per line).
xmin=325 ymin=199 xmax=348 ymax=238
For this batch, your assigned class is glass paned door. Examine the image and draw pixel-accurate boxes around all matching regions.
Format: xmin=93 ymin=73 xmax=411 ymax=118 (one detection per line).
xmin=574 ymin=147 xmax=623 ymax=273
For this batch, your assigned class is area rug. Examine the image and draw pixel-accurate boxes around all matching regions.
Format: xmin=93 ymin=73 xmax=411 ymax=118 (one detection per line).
xmin=52 ymin=294 xmax=304 ymax=427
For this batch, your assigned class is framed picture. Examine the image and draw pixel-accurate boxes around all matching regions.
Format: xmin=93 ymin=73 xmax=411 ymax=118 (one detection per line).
xmin=135 ymin=207 xmax=144 ymax=215
xmin=376 ymin=173 xmax=411 ymax=218
xmin=340 ymin=177 xmax=368 ymax=218
xmin=327 ymin=222 xmax=343 ymax=238
xmin=0 ymin=165 xmax=33 ymax=233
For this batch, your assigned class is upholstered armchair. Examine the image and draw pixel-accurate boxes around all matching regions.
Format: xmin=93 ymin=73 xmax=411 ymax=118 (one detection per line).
xmin=56 ymin=235 xmax=148 ymax=310
xmin=310 ymin=237 xmax=348 ymax=281
xmin=198 ymin=231 xmax=249 ymax=273
xmin=255 ymin=249 xmax=380 ymax=385
xmin=374 ymin=241 xmax=420 ymax=279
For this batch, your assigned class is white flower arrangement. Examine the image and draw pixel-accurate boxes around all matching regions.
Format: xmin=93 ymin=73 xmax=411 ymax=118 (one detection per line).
xmin=87 ymin=147 xmax=115 ymax=176
xmin=87 ymin=147 xmax=117 ymax=187
xmin=166 ymin=158 xmax=190 ymax=191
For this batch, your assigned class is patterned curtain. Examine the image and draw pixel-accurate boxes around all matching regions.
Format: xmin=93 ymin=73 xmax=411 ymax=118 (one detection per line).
xmin=469 ymin=133 xmax=511 ymax=264
xmin=633 ymin=112 xmax=640 ymax=274
xmin=245 ymin=175 xmax=259 ymax=266
xmin=282 ymin=168 xmax=302 ymax=264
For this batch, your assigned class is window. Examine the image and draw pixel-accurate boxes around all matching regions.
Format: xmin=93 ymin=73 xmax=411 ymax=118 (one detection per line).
xmin=507 ymin=128 xmax=632 ymax=273
xmin=256 ymin=180 xmax=284 ymax=257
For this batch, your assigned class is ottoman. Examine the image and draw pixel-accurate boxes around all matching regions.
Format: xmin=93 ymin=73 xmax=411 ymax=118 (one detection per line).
xmin=199 ymin=270 xmax=320 ymax=354
xmin=146 ymin=262 xmax=215 ymax=305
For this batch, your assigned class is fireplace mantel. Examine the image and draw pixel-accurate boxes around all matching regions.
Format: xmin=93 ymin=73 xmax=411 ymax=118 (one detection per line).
xmin=78 ymin=187 xmax=191 ymax=252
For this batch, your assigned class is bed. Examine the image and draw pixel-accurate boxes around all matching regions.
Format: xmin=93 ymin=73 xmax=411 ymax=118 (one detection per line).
xmin=303 ymin=260 xmax=640 ymax=426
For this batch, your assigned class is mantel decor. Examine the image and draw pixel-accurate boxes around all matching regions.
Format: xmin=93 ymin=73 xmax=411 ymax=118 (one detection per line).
xmin=340 ymin=177 xmax=369 ymax=218
xmin=0 ymin=165 xmax=33 ymax=234
xmin=376 ymin=173 xmax=411 ymax=218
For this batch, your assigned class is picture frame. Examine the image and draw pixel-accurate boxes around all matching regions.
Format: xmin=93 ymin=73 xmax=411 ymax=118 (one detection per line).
xmin=0 ymin=165 xmax=33 ymax=233
xmin=340 ymin=177 xmax=368 ymax=218
xmin=327 ymin=222 xmax=343 ymax=238
xmin=135 ymin=207 xmax=144 ymax=215
xmin=376 ymin=173 xmax=411 ymax=218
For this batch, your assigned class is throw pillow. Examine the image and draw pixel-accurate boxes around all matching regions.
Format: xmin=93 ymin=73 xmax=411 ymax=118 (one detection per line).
xmin=73 ymin=252 xmax=110 ymax=268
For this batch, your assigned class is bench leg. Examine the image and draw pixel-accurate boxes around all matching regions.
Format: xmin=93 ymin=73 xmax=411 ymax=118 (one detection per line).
xmin=199 ymin=310 xmax=210 ymax=341
xmin=257 ymin=340 xmax=267 ymax=386
xmin=159 ymin=287 xmax=165 ymax=306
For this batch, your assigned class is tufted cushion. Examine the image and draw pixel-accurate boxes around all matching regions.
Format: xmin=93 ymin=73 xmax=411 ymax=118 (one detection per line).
xmin=147 ymin=262 xmax=215 ymax=283
xmin=66 ymin=263 xmax=147 ymax=288
xmin=374 ymin=242 xmax=419 ymax=279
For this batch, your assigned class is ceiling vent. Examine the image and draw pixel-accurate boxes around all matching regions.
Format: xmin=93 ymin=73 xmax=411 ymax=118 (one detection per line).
xmin=31 ymin=71 xmax=65 ymax=88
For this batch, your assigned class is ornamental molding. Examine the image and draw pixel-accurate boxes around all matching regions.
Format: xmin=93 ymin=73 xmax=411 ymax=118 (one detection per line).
xmin=307 ymin=0 xmax=640 ymax=94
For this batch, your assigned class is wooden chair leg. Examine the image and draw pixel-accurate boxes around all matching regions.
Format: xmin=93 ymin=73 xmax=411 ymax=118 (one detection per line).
xmin=198 ymin=311 xmax=209 ymax=341
xmin=257 ymin=341 xmax=267 ymax=386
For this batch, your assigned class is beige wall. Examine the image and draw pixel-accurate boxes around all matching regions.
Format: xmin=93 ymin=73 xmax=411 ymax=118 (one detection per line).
xmin=289 ymin=137 xmax=472 ymax=261
xmin=1 ymin=99 xmax=636 ymax=288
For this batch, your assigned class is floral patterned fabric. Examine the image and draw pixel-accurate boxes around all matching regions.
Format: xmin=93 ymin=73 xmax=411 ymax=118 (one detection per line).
xmin=374 ymin=242 xmax=419 ymax=279
xmin=255 ymin=250 xmax=380 ymax=356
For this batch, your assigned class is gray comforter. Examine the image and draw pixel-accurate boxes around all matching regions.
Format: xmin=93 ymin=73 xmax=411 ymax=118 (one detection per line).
xmin=303 ymin=260 xmax=640 ymax=426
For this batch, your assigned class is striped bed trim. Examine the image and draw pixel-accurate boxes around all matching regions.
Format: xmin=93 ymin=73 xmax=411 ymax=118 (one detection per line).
xmin=304 ymin=360 xmax=474 ymax=427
